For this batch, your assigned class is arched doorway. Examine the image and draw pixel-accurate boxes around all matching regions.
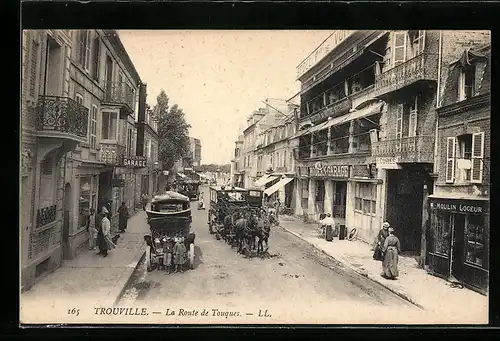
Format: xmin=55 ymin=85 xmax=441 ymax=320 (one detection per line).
xmin=62 ymin=182 xmax=72 ymax=260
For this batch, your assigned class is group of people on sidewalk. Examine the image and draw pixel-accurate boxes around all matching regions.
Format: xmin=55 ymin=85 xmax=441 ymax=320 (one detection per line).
xmin=373 ymin=221 xmax=401 ymax=280
xmin=86 ymin=201 xmax=133 ymax=258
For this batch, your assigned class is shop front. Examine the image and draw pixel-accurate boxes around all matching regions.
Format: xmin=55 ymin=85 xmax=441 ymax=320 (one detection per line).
xmin=427 ymin=196 xmax=489 ymax=294
xmin=308 ymin=162 xmax=349 ymax=222
xmin=347 ymin=163 xmax=382 ymax=244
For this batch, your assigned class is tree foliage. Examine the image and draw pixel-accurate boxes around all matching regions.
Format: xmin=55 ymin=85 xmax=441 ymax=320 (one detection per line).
xmin=152 ymin=90 xmax=191 ymax=171
xmin=194 ymin=164 xmax=231 ymax=173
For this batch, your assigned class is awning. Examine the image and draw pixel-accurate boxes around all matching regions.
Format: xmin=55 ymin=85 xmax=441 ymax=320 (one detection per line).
xmin=264 ymin=177 xmax=294 ymax=196
xmin=197 ymin=172 xmax=208 ymax=179
xmin=177 ymin=172 xmax=187 ymax=178
xmin=254 ymin=174 xmax=278 ymax=187
xmin=309 ymin=101 xmax=384 ymax=134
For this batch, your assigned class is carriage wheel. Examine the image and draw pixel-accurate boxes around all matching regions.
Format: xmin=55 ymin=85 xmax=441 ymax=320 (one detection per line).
xmin=146 ymin=245 xmax=153 ymax=272
xmin=188 ymin=243 xmax=195 ymax=269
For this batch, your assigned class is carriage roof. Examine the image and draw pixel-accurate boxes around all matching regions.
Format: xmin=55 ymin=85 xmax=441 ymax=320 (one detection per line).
xmin=209 ymin=185 xmax=248 ymax=192
xmin=152 ymin=191 xmax=190 ymax=204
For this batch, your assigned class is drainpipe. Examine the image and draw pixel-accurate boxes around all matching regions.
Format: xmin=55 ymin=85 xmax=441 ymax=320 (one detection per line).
xmin=434 ymin=30 xmax=443 ymax=174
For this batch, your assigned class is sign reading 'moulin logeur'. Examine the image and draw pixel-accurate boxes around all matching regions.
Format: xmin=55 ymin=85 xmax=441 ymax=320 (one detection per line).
xmin=121 ymin=155 xmax=147 ymax=168
xmin=309 ymin=162 xmax=349 ymax=179
xmin=429 ymin=197 xmax=488 ymax=214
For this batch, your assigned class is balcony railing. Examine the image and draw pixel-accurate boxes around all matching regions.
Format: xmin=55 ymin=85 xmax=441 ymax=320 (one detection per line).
xmin=37 ymin=96 xmax=89 ymax=142
xmin=371 ymin=135 xmax=434 ymax=163
xmin=373 ymin=53 xmax=438 ymax=97
xmin=100 ymin=142 xmax=126 ymax=165
xmin=37 ymin=204 xmax=57 ymax=228
xmin=103 ymin=82 xmax=135 ymax=111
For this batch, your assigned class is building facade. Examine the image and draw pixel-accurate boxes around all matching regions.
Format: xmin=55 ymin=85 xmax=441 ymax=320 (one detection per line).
xmin=427 ymin=45 xmax=490 ymax=294
xmin=21 ymin=29 xmax=148 ymax=291
xmin=242 ymin=100 xmax=289 ymax=187
xmin=230 ymin=134 xmax=244 ymax=187
xmin=21 ymin=30 xmax=89 ymax=290
xmin=254 ymin=104 xmax=298 ymax=209
xmin=293 ymin=30 xmax=491 ymax=258
xmin=135 ymin=83 xmax=160 ymax=198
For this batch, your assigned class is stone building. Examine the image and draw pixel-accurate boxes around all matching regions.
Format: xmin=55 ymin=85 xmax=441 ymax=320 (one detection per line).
xmin=230 ymin=134 xmax=244 ymax=187
xmin=254 ymin=103 xmax=298 ymax=209
xmin=135 ymin=83 xmax=160 ymax=198
xmin=427 ymin=44 xmax=490 ymax=294
xmin=21 ymin=30 xmax=88 ymax=290
xmin=293 ymin=30 xmax=491 ymax=256
xmin=21 ymin=29 xmax=147 ymax=291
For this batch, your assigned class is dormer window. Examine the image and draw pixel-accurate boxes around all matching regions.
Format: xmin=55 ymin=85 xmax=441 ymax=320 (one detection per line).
xmin=458 ymin=64 xmax=476 ymax=101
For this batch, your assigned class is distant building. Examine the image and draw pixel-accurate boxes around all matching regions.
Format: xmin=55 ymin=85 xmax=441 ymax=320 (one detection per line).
xmin=230 ymin=134 xmax=244 ymax=187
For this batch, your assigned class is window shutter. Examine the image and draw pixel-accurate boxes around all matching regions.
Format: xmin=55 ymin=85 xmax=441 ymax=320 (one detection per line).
xmin=474 ymin=61 xmax=486 ymax=95
xmin=29 ymin=39 xmax=39 ymax=98
xmin=396 ymin=104 xmax=403 ymax=139
xmin=393 ymin=31 xmax=407 ymax=66
xmin=445 ymin=137 xmax=456 ymax=183
xmin=471 ymin=132 xmax=485 ymax=183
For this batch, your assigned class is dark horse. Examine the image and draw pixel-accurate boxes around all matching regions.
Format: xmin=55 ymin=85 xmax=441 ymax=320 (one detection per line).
xmin=233 ymin=212 xmax=258 ymax=256
xmin=256 ymin=213 xmax=271 ymax=255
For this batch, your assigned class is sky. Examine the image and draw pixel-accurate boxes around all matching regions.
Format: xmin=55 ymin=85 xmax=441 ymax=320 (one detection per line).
xmin=118 ymin=30 xmax=330 ymax=165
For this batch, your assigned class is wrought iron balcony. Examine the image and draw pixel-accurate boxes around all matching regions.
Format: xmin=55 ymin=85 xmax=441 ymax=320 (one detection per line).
xmin=373 ymin=53 xmax=438 ymax=98
xmin=103 ymin=82 xmax=135 ymax=112
xmin=99 ymin=142 xmax=126 ymax=165
xmin=37 ymin=204 xmax=57 ymax=228
xmin=37 ymin=96 xmax=89 ymax=143
xmin=371 ymin=135 xmax=434 ymax=163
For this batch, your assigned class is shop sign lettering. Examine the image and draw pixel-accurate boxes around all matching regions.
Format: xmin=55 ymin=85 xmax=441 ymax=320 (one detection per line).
xmin=122 ymin=156 xmax=147 ymax=168
xmin=309 ymin=163 xmax=349 ymax=178
xmin=430 ymin=201 xmax=485 ymax=214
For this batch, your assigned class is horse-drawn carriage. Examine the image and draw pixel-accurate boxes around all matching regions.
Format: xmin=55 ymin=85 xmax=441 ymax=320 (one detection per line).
xmin=208 ymin=186 xmax=270 ymax=257
xmin=177 ymin=179 xmax=201 ymax=201
xmin=144 ymin=192 xmax=196 ymax=272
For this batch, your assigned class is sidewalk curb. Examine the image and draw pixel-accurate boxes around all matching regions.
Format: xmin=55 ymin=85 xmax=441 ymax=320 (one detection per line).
xmin=110 ymin=209 xmax=148 ymax=306
xmin=279 ymin=223 xmax=425 ymax=310
xmin=112 ymin=246 xmax=146 ymax=306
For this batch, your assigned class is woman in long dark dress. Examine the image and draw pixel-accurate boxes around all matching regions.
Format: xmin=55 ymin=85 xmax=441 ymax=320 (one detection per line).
xmin=97 ymin=207 xmax=109 ymax=256
xmin=381 ymin=227 xmax=401 ymax=280
xmin=373 ymin=221 xmax=390 ymax=261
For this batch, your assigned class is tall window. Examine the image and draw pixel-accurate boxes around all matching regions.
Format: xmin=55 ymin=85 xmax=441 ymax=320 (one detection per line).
xmin=408 ymin=96 xmax=418 ymax=137
xmin=410 ymin=30 xmax=425 ymax=57
xmin=354 ymin=183 xmax=376 ymax=215
xmin=396 ymin=104 xmax=404 ymax=139
xmin=75 ymin=93 xmax=83 ymax=106
xmin=393 ymin=31 xmax=407 ymax=67
xmin=90 ymin=105 xmax=98 ymax=150
xmin=127 ymin=128 xmax=133 ymax=155
xmin=458 ymin=64 xmax=477 ymax=101
xmin=101 ymin=112 xmax=117 ymax=140
xmin=78 ymin=30 xmax=91 ymax=71
xmin=92 ymin=37 xmax=100 ymax=81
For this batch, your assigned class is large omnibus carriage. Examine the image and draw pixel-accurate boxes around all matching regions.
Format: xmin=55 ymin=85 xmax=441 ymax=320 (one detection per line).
xmin=144 ymin=192 xmax=196 ymax=272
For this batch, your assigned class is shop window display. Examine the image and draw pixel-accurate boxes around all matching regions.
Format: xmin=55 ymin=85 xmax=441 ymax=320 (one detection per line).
xmin=354 ymin=183 xmax=376 ymax=215
xmin=432 ymin=211 xmax=451 ymax=256
xmin=79 ymin=177 xmax=92 ymax=228
xmin=465 ymin=215 xmax=485 ymax=267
